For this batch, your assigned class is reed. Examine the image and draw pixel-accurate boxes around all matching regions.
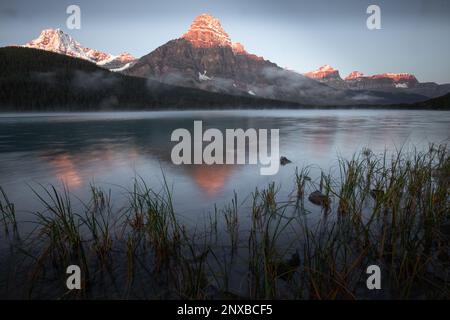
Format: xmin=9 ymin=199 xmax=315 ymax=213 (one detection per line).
xmin=124 ymin=176 xmax=181 ymax=273
xmin=0 ymin=144 xmax=448 ymax=299
xmin=0 ymin=186 xmax=17 ymax=236
xmin=223 ymin=191 xmax=239 ymax=255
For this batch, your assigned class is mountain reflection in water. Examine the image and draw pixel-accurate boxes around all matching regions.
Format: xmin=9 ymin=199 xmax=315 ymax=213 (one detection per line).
xmin=0 ymin=110 xmax=448 ymax=219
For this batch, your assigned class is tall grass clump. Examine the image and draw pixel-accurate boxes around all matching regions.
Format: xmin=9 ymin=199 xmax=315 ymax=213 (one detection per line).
xmin=0 ymin=144 xmax=448 ymax=299
xmin=26 ymin=184 xmax=90 ymax=297
xmin=247 ymin=184 xmax=298 ymax=299
xmin=124 ymin=176 xmax=181 ymax=274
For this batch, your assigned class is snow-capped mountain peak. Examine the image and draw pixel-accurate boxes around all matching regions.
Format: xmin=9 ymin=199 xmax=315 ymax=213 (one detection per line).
xmin=23 ymin=28 xmax=136 ymax=70
xmin=24 ymin=28 xmax=95 ymax=61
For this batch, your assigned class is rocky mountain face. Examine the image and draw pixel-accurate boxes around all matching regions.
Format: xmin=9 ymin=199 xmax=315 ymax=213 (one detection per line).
xmin=344 ymin=72 xmax=419 ymax=90
xmin=23 ymin=29 xmax=136 ymax=71
xmin=305 ymin=65 xmax=449 ymax=98
xmin=181 ymin=13 xmax=233 ymax=48
xmin=344 ymin=71 xmax=450 ymax=98
xmin=304 ymin=65 xmax=347 ymax=89
xmin=125 ymin=14 xmax=424 ymax=105
xmin=125 ymin=13 xmax=281 ymax=96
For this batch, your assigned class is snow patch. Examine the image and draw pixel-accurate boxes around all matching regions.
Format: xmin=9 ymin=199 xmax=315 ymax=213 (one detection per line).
xmin=97 ymin=55 xmax=118 ymax=66
xmin=110 ymin=62 xmax=133 ymax=72
xmin=199 ymin=70 xmax=212 ymax=81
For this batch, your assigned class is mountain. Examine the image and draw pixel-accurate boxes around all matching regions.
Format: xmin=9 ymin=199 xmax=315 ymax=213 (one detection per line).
xmin=0 ymin=47 xmax=298 ymax=111
xmin=5 ymin=15 xmax=444 ymax=107
xmin=125 ymin=13 xmax=426 ymax=106
xmin=1 ymin=47 xmax=446 ymax=111
xmin=344 ymin=71 xmax=419 ymax=90
xmin=304 ymin=65 xmax=347 ymax=89
xmin=181 ymin=13 xmax=233 ymax=48
xmin=304 ymin=65 xmax=450 ymax=99
xmin=124 ymin=13 xmax=284 ymax=98
xmin=344 ymin=71 xmax=450 ymax=98
xmin=23 ymin=29 xmax=136 ymax=71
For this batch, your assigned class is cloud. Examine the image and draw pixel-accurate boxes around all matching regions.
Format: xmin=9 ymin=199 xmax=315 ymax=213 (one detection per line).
xmin=351 ymin=93 xmax=384 ymax=102
xmin=31 ymin=71 xmax=57 ymax=84
xmin=142 ymin=65 xmax=385 ymax=106
xmin=72 ymin=70 xmax=119 ymax=90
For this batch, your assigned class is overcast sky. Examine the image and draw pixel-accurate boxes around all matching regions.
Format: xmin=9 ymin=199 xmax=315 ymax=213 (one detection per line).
xmin=1 ymin=0 xmax=449 ymax=83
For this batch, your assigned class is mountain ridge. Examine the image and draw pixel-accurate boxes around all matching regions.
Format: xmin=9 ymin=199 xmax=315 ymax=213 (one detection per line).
xmin=304 ymin=64 xmax=449 ymax=98
xmin=124 ymin=13 xmax=428 ymax=105
xmin=23 ymin=28 xmax=136 ymax=71
xmin=2 ymin=47 xmax=446 ymax=111
xmin=4 ymin=13 xmax=449 ymax=106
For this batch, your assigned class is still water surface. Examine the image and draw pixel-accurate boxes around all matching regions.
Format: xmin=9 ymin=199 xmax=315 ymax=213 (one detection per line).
xmin=0 ymin=110 xmax=449 ymax=224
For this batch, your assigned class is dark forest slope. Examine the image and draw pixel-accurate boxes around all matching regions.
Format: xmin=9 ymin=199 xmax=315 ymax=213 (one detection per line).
xmin=0 ymin=47 xmax=299 ymax=111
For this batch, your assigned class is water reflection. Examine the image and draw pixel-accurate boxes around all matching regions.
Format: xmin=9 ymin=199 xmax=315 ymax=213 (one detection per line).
xmin=189 ymin=164 xmax=236 ymax=195
xmin=0 ymin=110 xmax=448 ymax=216
xmin=48 ymin=154 xmax=82 ymax=188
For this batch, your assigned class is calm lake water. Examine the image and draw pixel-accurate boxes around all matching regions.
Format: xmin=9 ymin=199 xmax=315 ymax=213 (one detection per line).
xmin=0 ymin=109 xmax=449 ymax=226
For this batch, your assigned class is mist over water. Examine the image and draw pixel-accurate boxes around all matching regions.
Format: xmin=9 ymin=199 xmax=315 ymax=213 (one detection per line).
xmin=0 ymin=109 xmax=449 ymax=226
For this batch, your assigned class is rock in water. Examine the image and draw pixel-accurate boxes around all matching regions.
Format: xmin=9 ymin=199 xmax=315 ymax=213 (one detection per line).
xmin=280 ymin=156 xmax=292 ymax=166
xmin=276 ymin=250 xmax=300 ymax=281
xmin=308 ymin=190 xmax=329 ymax=206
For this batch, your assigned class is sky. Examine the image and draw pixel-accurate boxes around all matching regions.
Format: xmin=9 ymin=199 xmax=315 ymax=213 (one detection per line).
xmin=1 ymin=0 xmax=450 ymax=83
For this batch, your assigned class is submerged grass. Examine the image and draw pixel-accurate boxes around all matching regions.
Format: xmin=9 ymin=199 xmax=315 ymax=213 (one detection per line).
xmin=0 ymin=144 xmax=449 ymax=299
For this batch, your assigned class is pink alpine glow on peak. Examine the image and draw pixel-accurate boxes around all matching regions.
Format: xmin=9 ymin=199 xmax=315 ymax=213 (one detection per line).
xmin=345 ymin=71 xmax=365 ymax=80
xmin=182 ymin=13 xmax=232 ymax=48
xmin=24 ymin=28 xmax=112 ymax=63
xmin=344 ymin=71 xmax=418 ymax=83
xmin=232 ymin=42 xmax=247 ymax=54
xmin=116 ymin=52 xmax=136 ymax=62
xmin=23 ymin=28 xmax=136 ymax=68
xmin=181 ymin=14 xmax=265 ymax=61
xmin=304 ymin=65 xmax=340 ymax=79
xmin=371 ymin=73 xmax=418 ymax=83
